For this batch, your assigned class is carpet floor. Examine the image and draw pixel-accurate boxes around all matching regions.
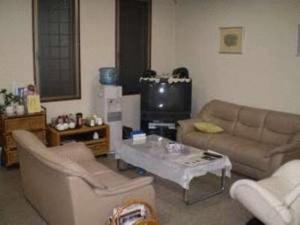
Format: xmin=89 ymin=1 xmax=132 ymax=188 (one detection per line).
xmin=0 ymin=156 xmax=251 ymax=225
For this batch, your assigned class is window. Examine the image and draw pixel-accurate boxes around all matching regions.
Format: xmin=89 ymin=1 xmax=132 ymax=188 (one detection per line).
xmin=116 ymin=0 xmax=151 ymax=95
xmin=33 ymin=0 xmax=80 ymax=102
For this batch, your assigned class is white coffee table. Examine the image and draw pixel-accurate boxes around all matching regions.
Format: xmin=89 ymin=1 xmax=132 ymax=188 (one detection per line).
xmin=115 ymin=135 xmax=232 ymax=204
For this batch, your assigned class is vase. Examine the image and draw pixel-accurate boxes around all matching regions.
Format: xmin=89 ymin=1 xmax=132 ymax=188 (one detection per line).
xmin=93 ymin=132 xmax=99 ymax=140
xmin=5 ymin=106 xmax=14 ymax=116
xmin=15 ymin=105 xmax=25 ymax=115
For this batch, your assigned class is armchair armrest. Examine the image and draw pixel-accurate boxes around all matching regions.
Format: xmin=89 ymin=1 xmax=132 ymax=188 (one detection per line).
xmin=95 ymin=177 xmax=153 ymax=196
xmin=265 ymin=142 xmax=300 ymax=158
xmin=177 ymin=118 xmax=202 ymax=135
xmin=49 ymin=142 xmax=94 ymax=162
xmin=230 ymin=179 xmax=291 ymax=224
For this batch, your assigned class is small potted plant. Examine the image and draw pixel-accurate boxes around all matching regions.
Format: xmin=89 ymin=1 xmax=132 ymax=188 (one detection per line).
xmin=0 ymin=89 xmax=24 ymax=116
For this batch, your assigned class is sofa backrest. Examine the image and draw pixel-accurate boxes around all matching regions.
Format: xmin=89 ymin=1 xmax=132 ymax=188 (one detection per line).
xmin=233 ymin=106 xmax=268 ymax=142
xmin=262 ymin=111 xmax=300 ymax=145
xmin=13 ymin=130 xmax=106 ymax=188
xmin=198 ymin=100 xmax=300 ymax=145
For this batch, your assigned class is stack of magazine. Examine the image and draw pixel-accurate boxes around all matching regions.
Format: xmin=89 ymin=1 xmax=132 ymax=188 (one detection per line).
xmin=173 ymin=150 xmax=223 ymax=167
xmin=110 ymin=203 xmax=147 ymax=225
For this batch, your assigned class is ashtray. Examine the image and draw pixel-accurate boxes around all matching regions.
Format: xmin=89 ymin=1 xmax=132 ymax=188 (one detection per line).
xmin=165 ymin=142 xmax=185 ymax=154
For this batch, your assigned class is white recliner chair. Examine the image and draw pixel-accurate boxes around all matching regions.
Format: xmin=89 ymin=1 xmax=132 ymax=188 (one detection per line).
xmin=230 ymin=160 xmax=300 ymax=225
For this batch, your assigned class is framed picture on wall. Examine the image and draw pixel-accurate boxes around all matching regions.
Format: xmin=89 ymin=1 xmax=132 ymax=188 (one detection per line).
xmin=219 ymin=27 xmax=243 ymax=54
xmin=297 ymin=25 xmax=300 ymax=56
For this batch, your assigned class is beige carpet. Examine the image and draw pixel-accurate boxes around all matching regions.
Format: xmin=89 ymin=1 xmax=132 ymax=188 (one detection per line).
xmin=0 ymin=156 xmax=251 ymax=225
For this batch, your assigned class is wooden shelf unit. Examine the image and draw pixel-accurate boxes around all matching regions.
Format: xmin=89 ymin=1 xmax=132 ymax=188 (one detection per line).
xmin=0 ymin=111 xmax=47 ymax=167
xmin=47 ymin=124 xmax=110 ymax=156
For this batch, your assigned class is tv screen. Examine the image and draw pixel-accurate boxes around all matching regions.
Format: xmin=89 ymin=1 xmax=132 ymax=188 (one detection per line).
xmin=140 ymin=80 xmax=191 ymax=113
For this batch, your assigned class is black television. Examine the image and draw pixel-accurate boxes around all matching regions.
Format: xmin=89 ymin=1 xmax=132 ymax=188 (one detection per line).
xmin=140 ymin=78 xmax=191 ymax=114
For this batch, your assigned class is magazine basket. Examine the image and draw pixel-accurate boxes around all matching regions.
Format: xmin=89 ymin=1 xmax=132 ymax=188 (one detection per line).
xmin=107 ymin=200 xmax=159 ymax=225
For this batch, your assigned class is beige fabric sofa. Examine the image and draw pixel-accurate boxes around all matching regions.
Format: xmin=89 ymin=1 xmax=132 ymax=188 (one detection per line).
xmin=13 ymin=130 xmax=155 ymax=225
xmin=177 ymin=100 xmax=300 ymax=179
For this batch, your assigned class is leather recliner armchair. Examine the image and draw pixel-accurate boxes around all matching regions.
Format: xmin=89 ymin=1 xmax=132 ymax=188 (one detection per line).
xmin=230 ymin=160 xmax=300 ymax=225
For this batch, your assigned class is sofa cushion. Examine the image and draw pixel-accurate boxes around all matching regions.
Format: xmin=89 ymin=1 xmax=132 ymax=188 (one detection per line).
xmin=258 ymin=176 xmax=295 ymax=203
xmin=234 ymin=106 xmax=268 ymax=141
xmin=207 ymin=133 xmax=275 ymax=172
xmin=77 ymin=160 xmax=111 ymax=176
xmin=194 ymin=122 xmax=224 ymax=133
xmin=199 ymin=100 xmax=240 ymax=134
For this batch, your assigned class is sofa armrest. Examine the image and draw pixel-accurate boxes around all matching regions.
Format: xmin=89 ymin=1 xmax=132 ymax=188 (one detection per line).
xmin=49 ymin=142 xmax=94 ymax=162
xmin=177 ymin=118 xmax=202 ymax=135
xmin=265 ymin=142 xmax=300 ymax=158
xmin=95 ymin=177 xmax=153 ymax=196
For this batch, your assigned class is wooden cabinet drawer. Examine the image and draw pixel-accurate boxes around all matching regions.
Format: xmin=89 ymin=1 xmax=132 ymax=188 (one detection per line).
xmin=5 ymin=116 xmax=45 ymax=132
xmin=0 ymin=112 xmax=46 ymax=166
xmin=6 ymin=150 xmax=18 ymax=166
xmin=88 ymin=143 xmax=109 ymax=156
xmin=5 ymin=135 xmax=15 ymax=149
xmin=5 ymin=130 xmax=46 ymax=149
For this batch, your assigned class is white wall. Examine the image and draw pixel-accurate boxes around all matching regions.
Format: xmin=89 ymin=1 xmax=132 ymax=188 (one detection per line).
xmin=0 ymin=0 xmax=34 ymax=89
xmin=5 ymin=0 xmax=298 ymax=128
xmin=0 ymin=0 xmax=176 ymax=129
xmin=175 ymin=0 xmax=300 ymax=115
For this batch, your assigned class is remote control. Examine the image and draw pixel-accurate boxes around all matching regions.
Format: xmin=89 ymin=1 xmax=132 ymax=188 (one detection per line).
xmin=203 ymin=152 xmax=223 ymax=158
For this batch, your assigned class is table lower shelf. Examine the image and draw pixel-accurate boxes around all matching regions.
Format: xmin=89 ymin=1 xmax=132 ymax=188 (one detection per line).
xmin=86 ymin=141 xmax=109 ymax=156
xmin=47 ymin=124 xmax=110 ymax=157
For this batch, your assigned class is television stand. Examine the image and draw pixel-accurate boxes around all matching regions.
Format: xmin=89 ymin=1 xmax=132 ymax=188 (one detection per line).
xmin=141 ymin=111 xmax=190 ymax=141
xmin=141 ymin=120 xmax=177 ymax=140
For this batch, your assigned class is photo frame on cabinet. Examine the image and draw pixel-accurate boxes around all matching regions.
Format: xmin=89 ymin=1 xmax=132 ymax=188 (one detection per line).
xmin=219 ymin=27 xmax=243 ymax=54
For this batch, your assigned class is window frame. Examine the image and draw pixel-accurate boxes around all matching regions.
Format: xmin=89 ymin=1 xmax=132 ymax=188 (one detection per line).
xmin=115 ymin=0 xmax=152 ymax=96
xmin=32 ymin=0 xmax=81 ymax=102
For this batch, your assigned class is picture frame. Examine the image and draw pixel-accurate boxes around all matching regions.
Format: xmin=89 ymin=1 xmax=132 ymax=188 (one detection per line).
xmin=219 ymin=27 xmax=243 ymax=54
xmin=26 ymin=95 xmax=41 ymax=113
xmin=297 ymin=24 xmax=300 ymax=57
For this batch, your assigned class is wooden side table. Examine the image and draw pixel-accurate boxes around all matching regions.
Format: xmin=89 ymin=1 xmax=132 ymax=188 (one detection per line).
xmin=47 ymin=124 xmax=110 ymax=156
xmin=0 ymin=111 xmax=47 ymax=167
